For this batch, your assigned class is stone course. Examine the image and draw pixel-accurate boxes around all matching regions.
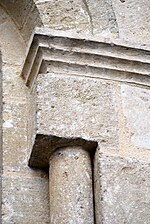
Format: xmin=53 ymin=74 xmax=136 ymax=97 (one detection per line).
xmin=1 ymin=1 xmax=150 ymax=223
xmin=34 ymin=0 xmax=150 ymax=44
xmin=99 ymin=154 xmax=150 ymax=224
xmin=37 ymin=75 xmax=118 ymax=149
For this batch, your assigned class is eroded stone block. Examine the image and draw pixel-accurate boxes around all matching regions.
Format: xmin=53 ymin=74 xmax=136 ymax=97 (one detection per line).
xmin=34 ymin=0 xmax=92 ymax=34
xmin=112 ymin=0 xmax=150 ymax=44
xmin=37 ymin=74 xmax=118 ymax=149
xmin=2 ymin=176 xmax=49 ymax=224
xmin=121 ymin=84 xmax=150 ymax=150
xmin=98 ymin=154 xmax=150 ymax=224
xmin=34 ymin=0 xmax=119 ymax=38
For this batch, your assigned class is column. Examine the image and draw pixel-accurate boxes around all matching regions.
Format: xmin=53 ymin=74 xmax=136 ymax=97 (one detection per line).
xmin=49 ymin=146 xmax=94 ymax=224
xmin=28 ymin=134 xmax=98 ymax=224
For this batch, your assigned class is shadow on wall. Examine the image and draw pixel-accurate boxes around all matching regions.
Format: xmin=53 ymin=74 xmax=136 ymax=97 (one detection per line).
xmin=0 ymin=0 xmax=42 ymax=43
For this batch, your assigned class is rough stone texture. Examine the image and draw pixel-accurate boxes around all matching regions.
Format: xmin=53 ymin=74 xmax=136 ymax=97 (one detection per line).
xmin=0 ymin=0 xmax=42 ymax=43
xmin=37 ymin=74 xmax=118 ymax=150
xmin=29 ymin=134 xmax=97 ymax=169
xmin=34 ymin=0 xmax=150 ymax=44
xmin=49 ymin=146 xmax=94 ymax=224
xmin=0 ymin=51 xmax=2 ymax=224
xmin=1 ymin=1 xmax=150 ymax=224
xmin=121 ymin=84 xmax=150 ymax=150
xmin=34 ymin=0 xmax=119 ymax=38
xmin=98 ymin=154 xmax=150 ymax=224
xmin=2 ymin=175 xmax=49 ymax=224
xmin=112 ymin=0 xmax=150 ymax=44
xmin=21 ymin=28 xmax=150 ymax=89
xmin=34 ymin=0 xmax=91 ymax=34
xmin=1 ymin=4 xmax=49 ymax=224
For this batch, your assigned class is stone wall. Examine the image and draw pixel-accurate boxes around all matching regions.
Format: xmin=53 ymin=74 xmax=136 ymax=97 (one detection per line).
xmin=34 ymin=0 xmax=150 ymax=44
xmin=0 ymin=51 xmax=2 ymax=224
xmin=0 ymin=0 xmax=42 ymax=43
xmin=1 ymin=1 xmax=150 ymax=223
xmin=0 ymin=3 xmax=49 ymax=224
xmin=37 ymin=74 xmax=150 ymax=162
xmin=36 ymin=68 xmax=150 ymax=224
xmin=34 ymin=0 xmax=119 ymax=39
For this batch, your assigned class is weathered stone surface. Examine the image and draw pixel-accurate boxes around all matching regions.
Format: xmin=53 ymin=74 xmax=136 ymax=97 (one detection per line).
xmin=2 ymin=65 xmax=37 ymax=175
xmin=112 ymin=0 xmax=150 ymax=44
xmin=3 ymin=86 xmax=29 ymax=173
xmin=82 ymin=0 xmax=119 ymax=37
xmin=2 ymin=65 xmax=29 ymax=100
xmin=37 ymin=75 xmax=118 ymax=149
xmin=34 ymin=0 xmax=91 ymax=34
xmin=49 ymin=146 xmax=94 ymax=224
xmin=34 ymin=0 xmax=150 ymax=44
xmin=121 ymin=84 xmax=150 ymax=150
xmin=0 ymin=0 xmax=42 ymax=42
xmin=2 ymin=175 xmax=49 ymax=224
xmin=21 ymin=27 xmax=150 ymax=88
xmin=0 ymin=51 xmax=2 ymax=224
xmin=0 ymin=6 xmax=26 ymax=65
xmin=29 ymin=134 xmax=97 ymax=169
xmin=0 ymin=5 xmax=46 ymax=223
xmin=34 ymin=0 xmax=119 ymax=38
xmin=98 ymin=154 xmax=150 ymax=224
xmin=1 ymin=1 xmax=150 ymax=223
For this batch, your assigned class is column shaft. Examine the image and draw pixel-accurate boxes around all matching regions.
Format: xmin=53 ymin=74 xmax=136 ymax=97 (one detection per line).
xmin=49 ymin=146 xmax=94 ymax=224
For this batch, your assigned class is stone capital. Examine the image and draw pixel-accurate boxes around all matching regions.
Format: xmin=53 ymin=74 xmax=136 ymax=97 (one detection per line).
xmin=28 ymin=134 xmax=98 ymax=169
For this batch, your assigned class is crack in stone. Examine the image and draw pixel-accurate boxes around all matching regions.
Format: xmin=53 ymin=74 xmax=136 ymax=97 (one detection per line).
xmin=82 ymin=0 xmax=94 ymax=35
xmin=105 ymin=0 xmax=119 ymax=37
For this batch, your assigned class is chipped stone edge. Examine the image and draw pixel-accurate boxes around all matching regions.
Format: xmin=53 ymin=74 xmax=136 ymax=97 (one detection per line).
xmin=34 ymin=27 xmax=150 ymax=50
xmin=28 ymin=134 xmax=98 ymax=169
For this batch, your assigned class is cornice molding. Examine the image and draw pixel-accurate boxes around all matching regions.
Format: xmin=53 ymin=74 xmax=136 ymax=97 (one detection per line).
xmin=22 ymin=28 xmax=150 ymax=88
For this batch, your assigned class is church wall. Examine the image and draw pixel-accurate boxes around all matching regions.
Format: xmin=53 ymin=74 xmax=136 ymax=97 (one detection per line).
xmin=0 ymin=5 xmax=49 ymax=224
xmin=1 ymin=1 xmax=150 ymax=223
xmin=36 ymin=67 xmax=150 ymax=223
xmin=34 ymin=0 xmax=150 ymax=44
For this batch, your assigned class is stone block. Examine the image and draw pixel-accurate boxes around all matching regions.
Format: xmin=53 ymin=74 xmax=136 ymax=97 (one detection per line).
xmin=2 ymin=175 xmax=49 ymax=224
xmin=3 ymin=64 xmax=30 ymax=100
xmin=112 ymin=0 xmax=150 ymax=44
xmin=35 ymin=0 xmax=91 ymax=34
xmin=37 ymin=74 xmax=118 ymax=149
xmin=0 ymin=6 xmax=26 ymax=65
xmin=98 ymin=154 xmax=150 ymax=224
xmin=121 ymin=84 xmax=150 ymax=150
xmin=35 ymin=0 xmax=119 ymax=38
xmin=3 ymin=100 xmax=29 ymax=173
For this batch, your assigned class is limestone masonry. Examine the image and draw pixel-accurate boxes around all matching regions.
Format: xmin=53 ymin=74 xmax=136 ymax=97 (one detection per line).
xmin=1 ymin=1 xmax=150 ymax=223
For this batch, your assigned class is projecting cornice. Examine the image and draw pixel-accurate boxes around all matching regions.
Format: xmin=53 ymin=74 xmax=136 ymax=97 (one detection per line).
xmin=22 ymin=27 xmax=150 ymax=88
